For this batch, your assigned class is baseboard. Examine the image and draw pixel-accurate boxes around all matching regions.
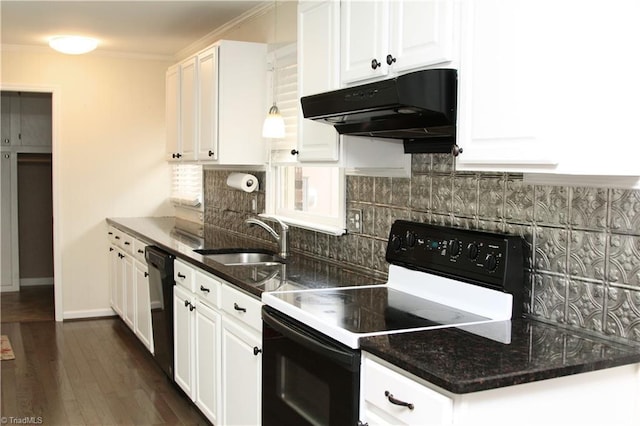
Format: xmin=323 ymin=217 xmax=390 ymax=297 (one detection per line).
xmin=63 ymin=308 xmax=117 ymax=321
xmin=20 ymin=277 xmax=54 ymax=287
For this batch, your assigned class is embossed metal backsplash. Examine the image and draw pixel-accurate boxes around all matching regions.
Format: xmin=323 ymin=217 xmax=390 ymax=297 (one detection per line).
xmin=203 ymin=156 xmax=640 ymax=343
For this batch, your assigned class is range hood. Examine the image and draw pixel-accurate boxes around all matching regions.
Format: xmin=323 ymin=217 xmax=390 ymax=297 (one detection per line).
xmin=300 ymin=69 xmax=458 ymax=154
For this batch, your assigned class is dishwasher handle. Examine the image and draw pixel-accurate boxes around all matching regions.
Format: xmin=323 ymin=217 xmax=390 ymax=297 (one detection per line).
xmin=262 ymin=306 xmax=360 ymax=372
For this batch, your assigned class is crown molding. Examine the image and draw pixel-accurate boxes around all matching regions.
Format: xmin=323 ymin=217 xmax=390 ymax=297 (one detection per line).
xmin=174 ymin=2 xmax=274 ymax=61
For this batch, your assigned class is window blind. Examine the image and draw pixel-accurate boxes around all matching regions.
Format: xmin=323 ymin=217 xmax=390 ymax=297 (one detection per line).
xmin=170 ymin=163 xmax=202 ymax=207
xmin=269 ymin=44 xmax=298 ymax=160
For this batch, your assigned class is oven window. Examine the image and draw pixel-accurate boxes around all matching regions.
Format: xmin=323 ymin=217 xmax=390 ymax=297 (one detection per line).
xmin=278 ymin=355 xmax=329 ymax=426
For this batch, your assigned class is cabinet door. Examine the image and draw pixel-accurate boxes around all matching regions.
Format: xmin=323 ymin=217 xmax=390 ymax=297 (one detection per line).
xmin=134 ymin=260 xmax=154 ymax=353
xmin=1 ymin=152 xmax=18 ymax=291
xmin=180 ymin=57 xmax=198 ymax=161
xmin=197 ymin=46 xmax=219 ymax=161
xmin=1 ymin=92 xmax=19 ymax=148
xmin=297 ymin=0 xmax=340 ymax=162
xmin=108 ymin=245 xmax=118 ymax=311
xmin=123 ymin=254 xmax=135 ymax=330
xmin=165 ymin=64 xmax=181 ymax=161
xmin=174 ymin=285 xmax=195 ymax=400
xmin=221 ymin=317 xmax=261 ymax=426
xmin=389 ymin=0 xmax=453 ymax=73
xmin=19 ymin=92 xmax=52 ymax=147
xmin=195 ymin=301 xmax=221 ymax=424
xmin=341 ymin=0 xmax=390 ymax=85
xmin=456 ymin=0 xmax=555 ymax=171
xmin=113 ymin=249 xmax=126 ymax=317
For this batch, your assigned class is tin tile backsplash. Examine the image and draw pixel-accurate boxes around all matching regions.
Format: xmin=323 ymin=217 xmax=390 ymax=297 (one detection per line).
xmin=204 ymin=155 xmax=640 ymax=343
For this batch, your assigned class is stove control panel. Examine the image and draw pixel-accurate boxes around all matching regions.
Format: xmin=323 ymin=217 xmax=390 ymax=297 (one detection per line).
xmin=386 ymin=221 xmax=525 ymax=307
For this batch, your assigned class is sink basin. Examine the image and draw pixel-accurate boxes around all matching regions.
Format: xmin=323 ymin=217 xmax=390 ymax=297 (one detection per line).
xmin=194 ymin=248 xmax=285 ymax=266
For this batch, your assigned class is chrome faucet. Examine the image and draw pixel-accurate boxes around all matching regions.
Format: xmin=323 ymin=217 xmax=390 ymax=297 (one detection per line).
xmin=245 ymin=215 xmax=289 ymax=259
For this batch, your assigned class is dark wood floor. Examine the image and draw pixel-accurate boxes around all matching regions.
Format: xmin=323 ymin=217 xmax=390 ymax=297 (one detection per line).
xmin=1 ymin=285 xmax=55 ymax=323
xmin=1 ymin=289 xmax=211 ymax=425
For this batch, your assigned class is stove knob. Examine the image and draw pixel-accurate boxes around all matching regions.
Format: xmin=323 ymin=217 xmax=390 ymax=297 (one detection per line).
xmin=406 ymin=231 xmax=416 ymax=248
xmin=484 ymin=253 xmax=498 ymax=272
xmin=467 ymin=243 xmax=479 ymax=260
xmin=391 ymin=235 xmax=402 ymax=251
xmin=448 ymin=239 xmax=461 ymax=257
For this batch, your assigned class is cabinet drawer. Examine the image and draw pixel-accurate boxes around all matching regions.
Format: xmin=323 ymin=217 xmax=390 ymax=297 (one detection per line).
xmin=107 ymin=226 xmax=118 ymax=245
xmin=362 ymin=356 xmax=452 ymax=425
xmin=174 ymin=259 xmax=195 ymax=292
xmin=133 ymin=238 xmax=147 ymax=263
xmin=221 ymin=285 xmax=262 ymax=331
xmin=195 ymin=269 xmax=221 ymax=309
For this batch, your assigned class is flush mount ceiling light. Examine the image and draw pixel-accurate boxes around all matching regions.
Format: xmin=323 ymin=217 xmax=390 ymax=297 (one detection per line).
xmin=48 ymin=35 xmax=98 ymax=55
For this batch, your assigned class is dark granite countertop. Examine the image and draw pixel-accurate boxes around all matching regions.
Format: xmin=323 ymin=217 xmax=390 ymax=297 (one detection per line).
xmin=360 ymin=318 xmax=640 ymax=394
xmin=106 ymin=216 xmax=640 ymax=395
xmin=106 ymin=216 xmax=384 ymax=298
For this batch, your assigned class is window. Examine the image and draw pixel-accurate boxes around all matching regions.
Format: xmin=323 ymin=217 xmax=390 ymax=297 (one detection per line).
xmin=266 ymin=44 xmax=345 ymax=235
xmin=171 ymin=163 xmax=202 ymax=209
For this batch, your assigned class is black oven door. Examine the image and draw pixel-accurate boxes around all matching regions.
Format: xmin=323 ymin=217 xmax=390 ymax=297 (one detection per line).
xmin=262 ymin=306 xmax=361 ymax=426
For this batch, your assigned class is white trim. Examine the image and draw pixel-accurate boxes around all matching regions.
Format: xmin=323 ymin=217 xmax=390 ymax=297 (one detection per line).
xmin=2 ymin=83 xmax=63 ymax=322
xmin=524 ymin=173 xmax=640 ymax=190
xmin=20 ymin=278 xmax=54 ymax=287
xmin=63 ymin=308 xmax=117 ymax=321
xmin=0 ymin=44 xmax=174 ymax=62
xmin=258 ymin=213 xmax=346 ymax=236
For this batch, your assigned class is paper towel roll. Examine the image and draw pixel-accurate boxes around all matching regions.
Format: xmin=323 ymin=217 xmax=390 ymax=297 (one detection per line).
xmin=226 ymin=173 xmax=258 ymax=193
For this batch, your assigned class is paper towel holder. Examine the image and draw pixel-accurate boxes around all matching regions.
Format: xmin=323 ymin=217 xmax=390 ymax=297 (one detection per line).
xmin=226 ymin=172 xmax=259 ymax=193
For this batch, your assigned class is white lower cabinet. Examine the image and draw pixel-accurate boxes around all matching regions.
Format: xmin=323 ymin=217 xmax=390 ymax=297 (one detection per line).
xmin=174 ymin=284 xmax=195 ymax=398
xmin=220 ymin=284 xmax=262 ymax=426
xmin=361 ymin=352 xmax=640 ymax=426
xmin=133 ymin=260 xmax=153 ymax=353
xmin=173 ymin=259 xmax=223 ymax=425
xmin=361 ymin=353 xmax=452 ymax=425
xmin=107 ymin=227 xmax=154 ymax=353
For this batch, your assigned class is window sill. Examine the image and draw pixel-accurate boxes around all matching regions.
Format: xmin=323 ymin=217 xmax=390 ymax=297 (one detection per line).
xmin=259 ymin=214 xmax=346 ymax=236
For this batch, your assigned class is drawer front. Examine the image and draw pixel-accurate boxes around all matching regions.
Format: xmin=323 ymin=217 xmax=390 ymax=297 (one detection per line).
xmin=221 ymin=285 xmax=262 ymax=331
xmin=362 ymin=356 xmax=452 ymax=425
xmin=133 ymin=238 xmax=147 ymax=263
xmin=107 ymin=226 xmax=117 ymax=245
xmin=174 ymin=259 xmax=195 ymax=292
xmin=194 ymin=269 xmax=221 ymax=309
xmin=120 ymin=233 xmax=134 ymax=253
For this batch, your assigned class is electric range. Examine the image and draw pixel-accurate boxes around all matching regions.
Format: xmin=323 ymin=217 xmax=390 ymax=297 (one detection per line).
xmin=262 ymin=220 xmax=526 ymax=349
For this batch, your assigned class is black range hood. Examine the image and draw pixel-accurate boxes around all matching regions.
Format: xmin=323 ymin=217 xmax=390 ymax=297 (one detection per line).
xmin=300 ymin=69 xmax=458 ymax=154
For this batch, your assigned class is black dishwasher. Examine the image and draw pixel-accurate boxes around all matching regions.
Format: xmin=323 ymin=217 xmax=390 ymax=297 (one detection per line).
xmin=145 ymin=246 xmax=175 ymax=380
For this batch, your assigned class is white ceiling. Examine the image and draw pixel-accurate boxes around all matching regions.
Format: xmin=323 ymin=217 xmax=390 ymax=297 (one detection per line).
xmin=0 ymin=1 xmax=267 ymax=58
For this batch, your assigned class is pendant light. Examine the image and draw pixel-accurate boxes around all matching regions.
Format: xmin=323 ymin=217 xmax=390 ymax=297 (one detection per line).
xmin=262 ymin=0 xmax=286 ymax=139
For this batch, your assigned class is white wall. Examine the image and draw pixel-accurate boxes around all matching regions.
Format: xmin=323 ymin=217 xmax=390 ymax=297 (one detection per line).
xmin=1 ymin=47 xmax=174 ymax=318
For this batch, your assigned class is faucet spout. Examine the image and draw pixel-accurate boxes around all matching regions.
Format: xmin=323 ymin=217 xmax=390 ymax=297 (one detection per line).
xmin=245 ymin=216 xmax=289 ymax=258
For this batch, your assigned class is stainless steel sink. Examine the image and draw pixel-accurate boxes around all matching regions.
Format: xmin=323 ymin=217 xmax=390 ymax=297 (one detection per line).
xmin=194 ymin=249 xmax=285 ymax=266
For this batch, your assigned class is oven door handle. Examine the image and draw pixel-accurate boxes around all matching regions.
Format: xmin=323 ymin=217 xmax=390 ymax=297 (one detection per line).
xmin=262 ymin=307 xmax=360 ymax=372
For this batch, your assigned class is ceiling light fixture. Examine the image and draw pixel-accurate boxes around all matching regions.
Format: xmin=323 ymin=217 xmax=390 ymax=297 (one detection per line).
xmin=262 ymin=0 xmax=285 ymax=139
xmin=49 ymin=35 xmax=98 ymax=55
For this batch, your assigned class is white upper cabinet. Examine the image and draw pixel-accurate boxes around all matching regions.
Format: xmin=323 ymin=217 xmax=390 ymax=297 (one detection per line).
xmin=179 ymin=57 xmax=198 ymax=162
xmin=297 ymin=0 xmax=341 ymax=162
xmin=197 ymin=46 xmax=219 ymax=162
xmin=341 ymin=0 xmax=454 ymax=86
xmin=166 ymin=40 xmax=267 ymax=165
xmin=165 ymin=64 xmax=181 ymax=161
xmin=456 ymin=0 xmax=640 ymax=181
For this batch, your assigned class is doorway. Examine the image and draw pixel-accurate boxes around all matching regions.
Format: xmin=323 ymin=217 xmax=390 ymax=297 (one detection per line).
xmin=0 ymin=91 xmax=55 ymax=322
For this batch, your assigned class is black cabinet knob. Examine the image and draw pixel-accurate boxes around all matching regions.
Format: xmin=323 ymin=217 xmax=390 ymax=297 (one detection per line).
xmin=208 ymin=150 xmax=214 ymax=157
xmin=177 ymin=272 xmax=186 ymax=279
xmin=200 ymin=285 xmax=210 ymax=293
xmin=233 ymin=303 xmax=247 ymax=313
xmin=172 ymin=153 xmax=182 ymax=159
xmin=290 ymin=149 xmax=299 ymax=156
xmin=253 ymin=346 xmax=262 ymax=356
xmin=386 ymin=54 xmax=396 ymax=65
xmin=144 ymin=272 xmax=149 ymax=277
xmin=371 ymin=59 xmax=381 ymax=69
xmin=384 ymin=391 xmax=414 ymax=410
